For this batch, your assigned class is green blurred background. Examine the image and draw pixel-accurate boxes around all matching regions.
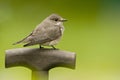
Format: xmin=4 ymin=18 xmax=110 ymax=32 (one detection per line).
xmin=0 ymin=0 xmax=120 ymax=80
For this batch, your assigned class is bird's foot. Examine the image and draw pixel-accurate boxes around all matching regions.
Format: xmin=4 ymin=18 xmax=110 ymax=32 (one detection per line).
xmin=39 ymin=45 xmax=44 ymax=49
xmin=51 ymin=45 xmax=58 ymax=50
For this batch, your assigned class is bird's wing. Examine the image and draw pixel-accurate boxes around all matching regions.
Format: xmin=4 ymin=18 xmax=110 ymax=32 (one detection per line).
xmin=24 ymin=24 xmax=62 ymax=47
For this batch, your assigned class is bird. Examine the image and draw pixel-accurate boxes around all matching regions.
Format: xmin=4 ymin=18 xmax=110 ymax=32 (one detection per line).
xmin=13 ymin=13 xmax=67 ymax=49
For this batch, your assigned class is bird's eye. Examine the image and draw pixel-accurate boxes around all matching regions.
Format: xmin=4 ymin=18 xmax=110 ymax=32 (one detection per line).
xmin=54 ymin=18 xmax=58 ymax=21
xmin=50 ymin=17 xmax=59 ymax=21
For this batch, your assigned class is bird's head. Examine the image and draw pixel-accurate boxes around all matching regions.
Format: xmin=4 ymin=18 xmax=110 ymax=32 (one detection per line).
xmin=48 ymin=14 xmax=67 ymax=24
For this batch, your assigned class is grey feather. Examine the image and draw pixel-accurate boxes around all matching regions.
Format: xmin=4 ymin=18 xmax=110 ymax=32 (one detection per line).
xmin=13 ymin=13 xmax=66 ymax=47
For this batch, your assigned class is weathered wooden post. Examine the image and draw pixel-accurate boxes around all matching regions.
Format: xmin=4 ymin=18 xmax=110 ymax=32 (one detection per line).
xmin=5 ymin=48 xmax=76 ymax=80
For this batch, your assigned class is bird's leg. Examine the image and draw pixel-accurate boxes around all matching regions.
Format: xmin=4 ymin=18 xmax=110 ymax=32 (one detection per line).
xmin=39 ymin=45 xmax=44 ymax=49
xmin=51 ymin=45 xmax=57 ymax=49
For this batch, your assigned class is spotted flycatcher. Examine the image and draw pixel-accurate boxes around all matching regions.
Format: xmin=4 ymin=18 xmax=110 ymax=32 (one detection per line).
xmin=13 ymin=13 xmax=67 ymax=49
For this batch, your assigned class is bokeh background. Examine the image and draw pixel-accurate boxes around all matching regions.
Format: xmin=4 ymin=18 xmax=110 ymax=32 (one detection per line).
xmin=0 ymin=0 xmax=120 ymax=80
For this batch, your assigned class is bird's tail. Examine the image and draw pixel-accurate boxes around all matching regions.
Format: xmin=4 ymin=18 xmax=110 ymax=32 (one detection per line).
xmin=12 ymin=39 xmax=24 ymax=45
xmin=13 ymin=32 xmax=33 ymax=45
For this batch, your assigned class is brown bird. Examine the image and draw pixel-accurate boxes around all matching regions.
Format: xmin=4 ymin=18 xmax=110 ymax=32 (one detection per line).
xmin=13 ymin=13 xmax=67 ymax=49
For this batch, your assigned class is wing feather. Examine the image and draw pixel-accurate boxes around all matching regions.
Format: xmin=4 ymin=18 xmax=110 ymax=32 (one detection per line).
xmin=23 ymin=23 xmax=62 ymax=46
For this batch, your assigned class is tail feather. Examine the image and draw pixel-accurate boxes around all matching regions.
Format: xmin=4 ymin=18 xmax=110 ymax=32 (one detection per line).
xmin=23 ymin=43 xmax=33 ymax=47
xmin=12 ymin=40 xmax=24 ymax=45
xmin=23 ymin=43 xmax=29 ymax=47
xmin=13 ymin=32 xmax=33 ymax=45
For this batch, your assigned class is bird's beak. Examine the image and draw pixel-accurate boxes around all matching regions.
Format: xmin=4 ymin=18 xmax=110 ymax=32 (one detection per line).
xmin=60 ymin=19 xmax=67 ymax=22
